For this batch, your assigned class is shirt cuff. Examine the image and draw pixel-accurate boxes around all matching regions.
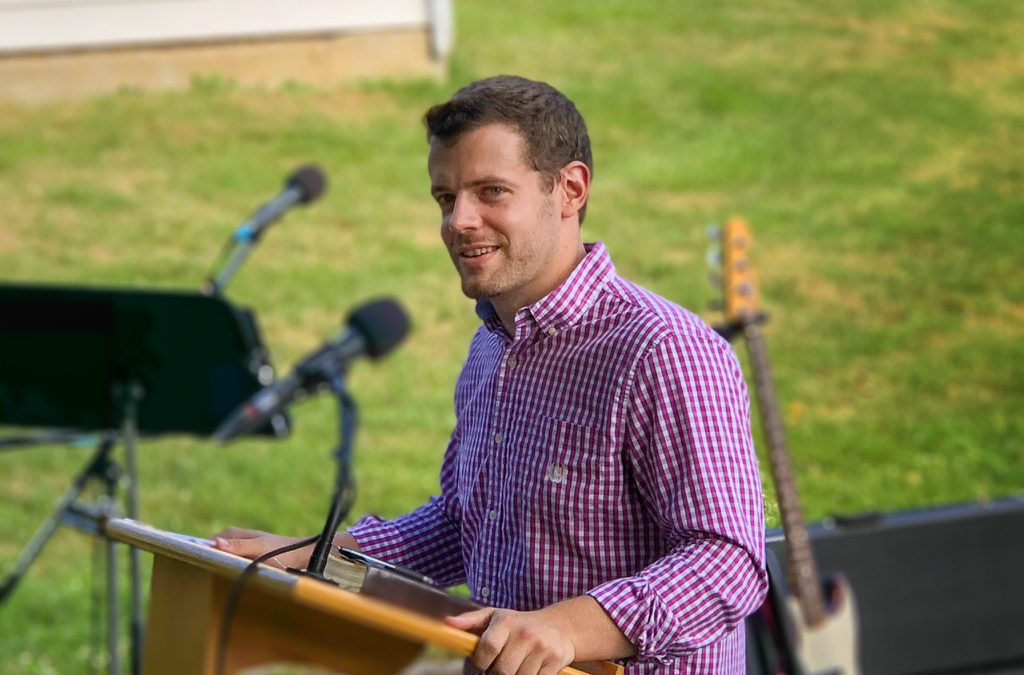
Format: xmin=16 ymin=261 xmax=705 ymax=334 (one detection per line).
xmin=348 ymin=497 xmax=465 ymax=587
xmin=587 ymin=577 xmax=686 ymax=665
xmin=586 ymin=539 xmax=764 ymax=663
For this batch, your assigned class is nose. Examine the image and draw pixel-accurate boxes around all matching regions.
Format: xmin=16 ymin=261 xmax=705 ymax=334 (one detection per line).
xmin=446 ymin=193 xmax=480 ymax=234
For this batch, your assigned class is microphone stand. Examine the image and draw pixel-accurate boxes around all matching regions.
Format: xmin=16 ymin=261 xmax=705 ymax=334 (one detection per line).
xmin=201 ymin=226 xmax=262 ymax=297
xmin=304 ymin=372 xmax=358 ymax=579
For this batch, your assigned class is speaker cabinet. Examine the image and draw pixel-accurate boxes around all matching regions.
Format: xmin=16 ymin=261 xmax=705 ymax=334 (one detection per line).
xmin=762 ymin=497 xmax=1024 ymax=674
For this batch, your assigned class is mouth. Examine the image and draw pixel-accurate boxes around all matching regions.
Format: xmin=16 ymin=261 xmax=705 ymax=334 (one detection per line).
xmin=460 ymin=245 xmax=500 ymax=259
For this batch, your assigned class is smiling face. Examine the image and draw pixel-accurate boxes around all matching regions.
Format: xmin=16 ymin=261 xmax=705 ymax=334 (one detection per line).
xmin=428 ymin=123 xmax=589 ymax=330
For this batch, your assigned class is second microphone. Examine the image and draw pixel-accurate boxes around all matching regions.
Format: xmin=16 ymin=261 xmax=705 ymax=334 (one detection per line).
xmin=214 ymin=298 xmax=410 ymax=442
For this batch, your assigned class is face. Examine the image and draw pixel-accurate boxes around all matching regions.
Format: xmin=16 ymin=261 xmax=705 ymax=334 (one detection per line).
xmin=428 ymin=124 xmax=585 ymax=322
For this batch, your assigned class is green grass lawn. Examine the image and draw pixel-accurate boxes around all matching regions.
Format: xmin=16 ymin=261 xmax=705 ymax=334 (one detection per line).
xmin=0 ymin=0 xmax=1022 ymax=671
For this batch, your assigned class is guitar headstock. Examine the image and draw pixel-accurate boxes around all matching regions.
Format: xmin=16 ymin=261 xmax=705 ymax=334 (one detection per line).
xmin=709 ymin=216 xmax=759 ymax=325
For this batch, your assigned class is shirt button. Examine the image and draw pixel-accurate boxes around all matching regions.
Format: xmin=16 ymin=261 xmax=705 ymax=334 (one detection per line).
xmin=546 ymin=326 xmax=558 ymax=337
xmin=480 ymin=587 xmax=490 ymax=599
xmin=507 ymin=355 xmax=518 ymax=369
xmin=489 ymin=509 xmax=499 ymax=521
xmin=494 ymin=432 xmax=503 ymax=445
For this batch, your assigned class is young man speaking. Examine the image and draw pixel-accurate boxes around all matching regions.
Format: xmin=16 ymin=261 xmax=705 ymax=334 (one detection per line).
xmin=217 ymin=75 xmax=767 ymax=674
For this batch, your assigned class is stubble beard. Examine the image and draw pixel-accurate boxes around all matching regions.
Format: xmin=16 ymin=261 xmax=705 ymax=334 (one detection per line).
xmin=453 ymin=194 xmax=560 ymax=304
xmin=457 ymin=247 xmax=517 ymax=300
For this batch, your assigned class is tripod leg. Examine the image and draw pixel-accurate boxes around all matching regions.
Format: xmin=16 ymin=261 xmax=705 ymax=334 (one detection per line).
xmin=120 ymin=383 xmax=145 ymax=675
xmin=129 ymin=550 xmax=142 ymax=675
xmin=0 ymin=438 xmax=116 ymax=603
xmin=0 ymin=498 xmax=72 ymax=602
xmin=106 ymin=529 xmax=120 ymax=675
xmin=125 ymin=425 xmax=143 ymax=675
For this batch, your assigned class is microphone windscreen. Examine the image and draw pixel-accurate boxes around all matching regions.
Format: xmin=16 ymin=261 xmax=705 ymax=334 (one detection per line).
xmin=347 ymin=299 xmax=410 ymax=358
xmin=287 ymin=164 xmax=327 ymax=204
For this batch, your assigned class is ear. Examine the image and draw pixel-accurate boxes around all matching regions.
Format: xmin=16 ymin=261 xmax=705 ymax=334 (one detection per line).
xmin=558 ymin=161 xmax=591 ymax=221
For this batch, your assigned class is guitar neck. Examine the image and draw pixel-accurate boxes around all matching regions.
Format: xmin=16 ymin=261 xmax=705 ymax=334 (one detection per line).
xmin=742 ymin=319 xmax=828 ymax=628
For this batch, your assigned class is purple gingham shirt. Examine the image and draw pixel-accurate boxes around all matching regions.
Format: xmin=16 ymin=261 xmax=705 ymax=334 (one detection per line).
xmin=350 ymin=242 xmax=767 ymax=672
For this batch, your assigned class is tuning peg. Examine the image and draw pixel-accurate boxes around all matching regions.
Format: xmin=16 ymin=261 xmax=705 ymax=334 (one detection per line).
xmin=706 ymin=248 xmax=722 ymax=268
xmin=707 ymin=298 xmax=724 ymax=311
xmin=705 ymin=223 xmax=721 ymax=240
xmin=707 ymin=271 xmax=723 ymax=288
xmin=731 ymin=233 xmax=749 ymax=249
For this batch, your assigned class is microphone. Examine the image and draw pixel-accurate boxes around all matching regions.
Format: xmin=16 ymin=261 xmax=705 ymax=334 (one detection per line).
xmin=203 ymin=164 xmax=328 ymax=296
xmin=213 ymin=298 xmax=410 ymax=442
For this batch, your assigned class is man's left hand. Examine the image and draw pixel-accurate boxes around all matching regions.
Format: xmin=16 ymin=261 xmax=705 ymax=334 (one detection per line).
xmin=446 ymin=605 xmax=574 ymax=674
xmin=444 ymin=595 xmax=634 ymax=675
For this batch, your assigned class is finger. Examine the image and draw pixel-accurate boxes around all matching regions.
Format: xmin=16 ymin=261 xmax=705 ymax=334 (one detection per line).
xmin=508 ymin=639 xmax=571 ymax=675
xmin=487 ymin=621 xmax=536 ymax=675
xmin=444 ymin=607 xmax=495 ymax=634
xmin=211 ymin=527 xmax=265 ymax=540
xmin=497 ymin=639 xmax=540 ymax=675
xmin=537 ymin=653 xmax=571 ymax=675
xmin=468 ymin=610 xmax=512 ymax=672
xmin=213 ymin=535 xmax=275 ymax=561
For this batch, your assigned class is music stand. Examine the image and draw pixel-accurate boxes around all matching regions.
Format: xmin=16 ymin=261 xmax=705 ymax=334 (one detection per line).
xmin=0 ymin=282 xmax=288 ymax=675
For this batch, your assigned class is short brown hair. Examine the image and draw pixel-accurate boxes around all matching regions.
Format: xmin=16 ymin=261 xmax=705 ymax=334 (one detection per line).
xmin=424 ymin=75 xmax=593 ymax=222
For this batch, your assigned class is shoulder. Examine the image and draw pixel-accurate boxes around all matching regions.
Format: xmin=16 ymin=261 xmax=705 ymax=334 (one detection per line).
xmin=601 ymin=280 xmax=750 ymax=420
xmin=597 ymin=275 xmax=731 ymax=357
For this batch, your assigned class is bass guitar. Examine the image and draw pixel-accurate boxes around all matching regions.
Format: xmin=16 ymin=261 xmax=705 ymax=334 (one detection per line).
xmin=713 ymin=217 xmax=860 ymax=675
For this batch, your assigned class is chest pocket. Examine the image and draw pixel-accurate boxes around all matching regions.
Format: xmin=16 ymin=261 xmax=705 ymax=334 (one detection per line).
xmin=523 ymin=418 xmax=616 ymax=525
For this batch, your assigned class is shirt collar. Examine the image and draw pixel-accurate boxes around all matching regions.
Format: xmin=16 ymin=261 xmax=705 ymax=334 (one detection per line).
xmin=475 ymin=241 xmax=615 ymax=338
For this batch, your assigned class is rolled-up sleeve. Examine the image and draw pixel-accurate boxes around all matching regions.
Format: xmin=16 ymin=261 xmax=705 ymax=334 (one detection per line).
xmin=588 ymin=333 xmax=767 ymax=662
xmin=348 ymin=433 xmax=467 ymax=588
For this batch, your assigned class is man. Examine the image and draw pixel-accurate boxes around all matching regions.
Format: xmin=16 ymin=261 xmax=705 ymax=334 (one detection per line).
xmin=217 ymin=75 xmax=767 ymax=673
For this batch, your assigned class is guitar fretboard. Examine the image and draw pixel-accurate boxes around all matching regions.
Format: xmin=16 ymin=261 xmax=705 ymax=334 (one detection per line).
xmin=742 ymin=320 xmax=827 ymax=628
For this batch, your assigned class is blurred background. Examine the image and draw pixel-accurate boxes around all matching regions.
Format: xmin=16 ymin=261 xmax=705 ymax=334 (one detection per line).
xmin=0 ymin=0 xmax=1021 ymax=673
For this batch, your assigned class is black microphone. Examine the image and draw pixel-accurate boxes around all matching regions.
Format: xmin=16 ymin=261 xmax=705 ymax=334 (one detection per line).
xmin=203 ymin=164 xmax=328 ymax=296
xmin=213 ymin=298 xmax=409 ymax=442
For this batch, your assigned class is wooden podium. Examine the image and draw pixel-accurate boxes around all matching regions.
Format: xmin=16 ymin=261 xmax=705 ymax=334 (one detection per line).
xmin=104 ymin=518 xmax=623 ymax=675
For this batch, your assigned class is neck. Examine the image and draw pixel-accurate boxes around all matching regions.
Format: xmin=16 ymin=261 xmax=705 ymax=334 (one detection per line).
xmin=493 ymin=238 xmax=586 ymax=335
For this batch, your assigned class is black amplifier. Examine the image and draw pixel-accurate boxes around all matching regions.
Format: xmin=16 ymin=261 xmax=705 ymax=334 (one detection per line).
xmin=751 ymin=497 xmax=1024 ymax=674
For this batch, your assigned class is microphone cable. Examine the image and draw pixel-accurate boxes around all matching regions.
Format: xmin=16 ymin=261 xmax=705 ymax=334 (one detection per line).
xmin=214 ymin=535 xmax=321 ymax=675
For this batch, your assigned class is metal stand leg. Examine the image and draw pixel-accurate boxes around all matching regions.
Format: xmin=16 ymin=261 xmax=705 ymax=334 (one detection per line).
xmin=105 ymin=474 xmax=120 ymax=675
xmin=0 ymin=436 xmax=118 ymax=604
xmin=122 ymin=384 xmax=145 ymax=675
xmin=0 ymin=403 xmax=145 ymax=675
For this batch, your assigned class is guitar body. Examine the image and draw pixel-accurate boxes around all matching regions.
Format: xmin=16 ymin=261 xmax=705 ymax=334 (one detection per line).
xmin=786 ymin=574 xmax=860 ymax=675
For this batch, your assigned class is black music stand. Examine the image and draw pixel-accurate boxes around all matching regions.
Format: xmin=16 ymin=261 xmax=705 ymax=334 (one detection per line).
xmin=0 ymin=282 xmax=288 ymax=675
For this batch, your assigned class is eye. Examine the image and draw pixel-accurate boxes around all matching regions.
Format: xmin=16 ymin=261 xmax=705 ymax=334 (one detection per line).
xmin=481 ymin=186 xmax=506 ymax=201
xmin=434 ymin=192 xmax=455 ymax=211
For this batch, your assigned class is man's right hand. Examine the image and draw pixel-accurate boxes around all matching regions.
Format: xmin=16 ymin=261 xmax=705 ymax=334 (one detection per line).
xmin=212 ymin=527 xmax=360 ymax=570
xmin=212 ymin=527 xmax=312 ymax=569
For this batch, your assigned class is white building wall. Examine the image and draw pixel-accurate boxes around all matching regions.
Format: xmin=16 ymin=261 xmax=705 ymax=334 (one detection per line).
xmin=0 ymin=0 xmax=451 ymax=56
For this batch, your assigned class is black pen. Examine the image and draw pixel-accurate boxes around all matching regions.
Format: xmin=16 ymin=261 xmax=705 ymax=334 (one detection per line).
xmin=335 ymin=547 xmax=437 ymax=587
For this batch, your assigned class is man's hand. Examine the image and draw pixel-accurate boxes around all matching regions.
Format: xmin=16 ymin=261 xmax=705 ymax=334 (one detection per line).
xmin=212 ymin=527 xmax=361 ymax=570
xmin=211 ymin=527 xmax=311 ymax=569
xmin=445 ymin=595 xmax=634 ymax=675
xmin=447 ymin=606 xmax=575 ymax=674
